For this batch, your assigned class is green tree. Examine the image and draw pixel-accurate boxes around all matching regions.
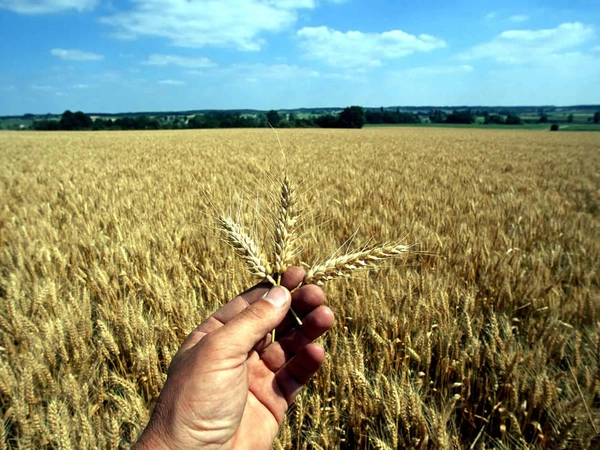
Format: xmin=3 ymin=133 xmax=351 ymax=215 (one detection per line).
xmin=539 ymin=113 xmax=548 ymax=124
xmin=59 ymin=110 xmax=92 ymax=130
xmin=338 ymin=106 xmax=365 ymax=129
xmin=188 ymin=114 xmax=218 ymax=129
xmin=92 ymin=118 xmax=107 ymax=130
xmin=314 ymin=114 xmax=338 ymax=128
xmin=266 ymin=110 xmax=281 ymax=127
xmin=445 ymin=109 xmax=474 ymax=124
xmin=505 ymin=114 xmax=522 ymax=125
xmin=287 ymin=113 xmax=297 ymax=126
xmin=59 ymin=110 xmax=76 ymax=129
xmin=567 ymin=114 xmax=574 ymax=123
xmin=429 ymin=109 xmax=446 ymax=123
xmin=485 ymin=114 xmax=505 ymax=125
xmin=365 ymin=110 xmax=384 ymax=124
xmin=593 ymin=111 xmax=600 ymax=124
xmin=32 ymin=119 xmax=60 ymax=130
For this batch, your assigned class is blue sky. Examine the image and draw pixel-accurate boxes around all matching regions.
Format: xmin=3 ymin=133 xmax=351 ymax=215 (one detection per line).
xmin=1 ymin=0 xmax=599 ymax=114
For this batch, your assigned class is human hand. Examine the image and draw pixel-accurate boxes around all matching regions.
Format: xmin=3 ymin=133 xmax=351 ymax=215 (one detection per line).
xmin=134 ymin=266 xmax=334 ymax=450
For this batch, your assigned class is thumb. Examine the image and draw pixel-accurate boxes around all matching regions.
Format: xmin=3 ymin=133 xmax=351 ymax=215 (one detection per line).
xmin=216 ymin=286 xmax=291 ymax=355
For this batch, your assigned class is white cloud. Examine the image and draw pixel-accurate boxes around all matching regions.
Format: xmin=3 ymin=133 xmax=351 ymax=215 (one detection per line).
xmin=480 ymin=52 xmax=600 ymax=104
xmin=485 ymin=12 xmax=497 ymax=20
xmin=297 ymin=26 xmax=446 ymax=68
xmin=534 ymin=51 xmax=600 ymax=74
xmin=159 ymin=79 xmax=186 ymax=85
xmin=234 ymin=63 xmax=320 ymax=79
xmin=73 ymin=83 xmax=92 ymax=89
xmin=51 ymin=48 xmax=104 ymax=61
xmin=188 ymin=63 xmax=320 ymax=80
xmin=101 ymin=0 xmax=317 ymax=50
xmin=91 ymin=71 xmax=121 ymax=83
xmin=459 ymin=22 xmax=595 ymax=64
xmin=592 ymin=45 xmax=600 ymax=52
xmin=31 ymin=84 xmax=54 ymax=91
xmin=397 ymin=65 xmax=474 ymax=77
xmin=143 ymin=54 xmax=215 ymax=69
xmin=0 ymin=0 xmax=98 ymax=14
xmin=322 ymin=72 xmax=360 ymax=80
xmin=509 ymin=15 xmax=529 ymax=23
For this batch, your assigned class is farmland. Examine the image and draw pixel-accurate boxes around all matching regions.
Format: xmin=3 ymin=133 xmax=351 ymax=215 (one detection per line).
xmin=0 ymin=128 xmax=599 ymax=448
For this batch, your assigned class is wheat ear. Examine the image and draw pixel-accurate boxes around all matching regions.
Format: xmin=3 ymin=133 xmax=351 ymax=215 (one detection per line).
xmin=273 ymin=174 xmax=299 ymax=278
xmin=271 ymin=174 xmax=302 ymax=335
xmin=305 ymin=242 xmax=409 ymax=286
xmin=217 ymin=215 xmax=302 ymax=340
xmin=216 ymin=216 xmax=277 ymax=286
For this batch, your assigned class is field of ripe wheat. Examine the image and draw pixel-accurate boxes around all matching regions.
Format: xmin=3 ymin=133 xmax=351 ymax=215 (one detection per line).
xmin=1 ymin=127 xmax=599 ymax=449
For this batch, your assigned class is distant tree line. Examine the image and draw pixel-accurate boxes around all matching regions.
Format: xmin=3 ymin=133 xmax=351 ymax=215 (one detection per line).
xmin=27 ymin=108 xmax=600 ymax=131
xmin=32 ymin=107 xmax=368 ymax=131
xmin=428 ymin=109 xmax=523 ymax=125
xmin=32 ymin=110 xmax=165 ymax=131
xmin=364 ymin=107 xmax=420 ymax=124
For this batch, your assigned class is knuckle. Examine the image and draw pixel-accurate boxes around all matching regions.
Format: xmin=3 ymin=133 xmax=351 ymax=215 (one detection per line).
xmin=242 ymin=303 xmax=268 ymax=321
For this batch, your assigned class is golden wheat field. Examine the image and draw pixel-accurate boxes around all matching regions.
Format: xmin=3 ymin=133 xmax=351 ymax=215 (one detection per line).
xmin=1 ymin=127 xmax=599 ymax=449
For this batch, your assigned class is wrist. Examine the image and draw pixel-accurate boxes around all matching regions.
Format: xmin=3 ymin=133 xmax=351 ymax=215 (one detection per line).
xmin=133 ymin=428 xmax=172 ymax=450
xmin=133 ymin=409 xmax=176 ymax=450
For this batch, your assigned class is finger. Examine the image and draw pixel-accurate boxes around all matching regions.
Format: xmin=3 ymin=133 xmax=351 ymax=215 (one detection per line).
xmin=252 ymin=284 xmax=326 ymax=353
xmin=290 ymin=283 xmax=326 ymax=316
xmin=275 ymin=344 xmax=326 ymax=404
xmin=280 ymin=266 xmax=306 ymax=290
xmin=199 ymin=267 xmax=306 ymax=334
xmin=179 ymin=281 xmax=271 ymax=351
xmin=204 ymin=282 xmax=271 ymax=328
xmin=275 ymin=284 xmax=326 ymax=336
xmin=260 ymin=305 xmax=334 ymax=372
xmin=212 ymin=286 xmax=292 ymax=357
xmin=185 ymin=268 xmax=309 ymax=346
xmin=183 ymin=267 xmax=309 ymax=351
xmin=252 ymin=332 xmax=274 ymax=354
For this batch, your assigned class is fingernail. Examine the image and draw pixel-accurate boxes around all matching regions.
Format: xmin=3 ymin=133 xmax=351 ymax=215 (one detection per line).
xmin=263 ymin=286 xmax=290 ymax=307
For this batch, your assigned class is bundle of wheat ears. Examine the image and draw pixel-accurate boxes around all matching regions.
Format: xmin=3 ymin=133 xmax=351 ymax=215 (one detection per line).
xmin=217 ymin=173 xmax=410 ymax=341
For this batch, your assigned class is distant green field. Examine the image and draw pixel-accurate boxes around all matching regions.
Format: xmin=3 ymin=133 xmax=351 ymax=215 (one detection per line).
xmin=365 ymin=122 xmax=600 ymax=131
xmin=0 ymin=118 xmax=34 ymax=130
xmin=520 ymin=112 xmax=596 ymax=124
xmin=365 ymin=117 xmax=600 ymax=131
xmin=557 ymin=124 xmax=600 ymax=131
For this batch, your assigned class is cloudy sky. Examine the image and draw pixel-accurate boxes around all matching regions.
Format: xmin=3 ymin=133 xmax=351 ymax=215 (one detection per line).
xmin=1 ymin=0 xmax=599 ymax=114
